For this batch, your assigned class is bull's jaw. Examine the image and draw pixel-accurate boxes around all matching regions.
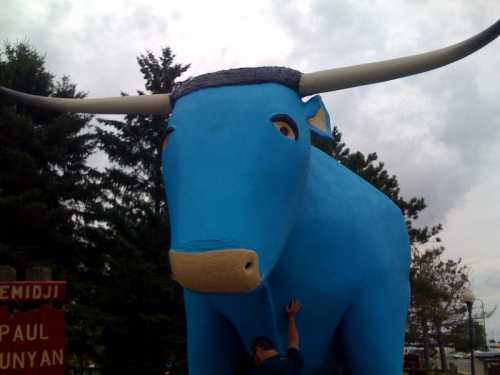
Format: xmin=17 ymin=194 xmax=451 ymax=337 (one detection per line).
xmin=169 ymin=248 xmax=262 ymax=293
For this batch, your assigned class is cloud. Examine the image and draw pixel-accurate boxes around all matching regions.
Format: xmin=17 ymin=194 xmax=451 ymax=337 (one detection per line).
xmin=475 ymin=267 xmax=500 ymax=291
xmin=1 ymin=0 xmax=174 ymax=97
xmin=270 ymin=0 xmax=500 ymax=226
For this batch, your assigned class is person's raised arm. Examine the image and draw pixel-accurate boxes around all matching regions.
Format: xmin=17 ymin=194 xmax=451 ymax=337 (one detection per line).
xmin=286 ymin=298 xmax=302 ymax=349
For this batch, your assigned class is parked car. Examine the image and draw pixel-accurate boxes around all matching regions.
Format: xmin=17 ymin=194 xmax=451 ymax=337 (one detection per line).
xmin=451 ymin=352 xmax=468 ymax=359
xmin=475 ymin=351 xmax=500 ymax=359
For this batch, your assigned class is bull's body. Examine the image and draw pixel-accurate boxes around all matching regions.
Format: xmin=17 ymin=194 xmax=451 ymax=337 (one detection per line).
xmin=163 ymin=83 xmax=410 ymax=374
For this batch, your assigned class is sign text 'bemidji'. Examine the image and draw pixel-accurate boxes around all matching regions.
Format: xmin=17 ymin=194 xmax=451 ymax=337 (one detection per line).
xmin=0 ymin=282 xmax=66 ymax=302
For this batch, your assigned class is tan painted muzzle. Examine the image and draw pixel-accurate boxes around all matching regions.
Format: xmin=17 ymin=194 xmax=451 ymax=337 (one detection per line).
xmin=169 ymin=249 xmax=261 ymax=293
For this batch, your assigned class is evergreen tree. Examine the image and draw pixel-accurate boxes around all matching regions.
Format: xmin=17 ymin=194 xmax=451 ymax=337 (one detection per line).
xmin=0 ymin=42 xmax=102 ymax=364
xmin=94 ymin=47 xmax=189 ymax=374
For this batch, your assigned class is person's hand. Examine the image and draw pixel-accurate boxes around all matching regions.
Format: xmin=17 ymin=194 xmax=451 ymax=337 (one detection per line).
xmin=286 ymin=297 xmax=302 ymax=318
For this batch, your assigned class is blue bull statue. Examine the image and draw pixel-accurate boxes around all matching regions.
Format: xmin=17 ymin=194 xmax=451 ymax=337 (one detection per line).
xmin=164 ymin=78 xmax=410 ymax=374
xmin=1 ymin=19 xmax=499 ymax=375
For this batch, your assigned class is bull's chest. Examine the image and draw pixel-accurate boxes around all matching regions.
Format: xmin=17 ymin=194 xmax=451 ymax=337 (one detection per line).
xmin=207 ymin=282 xmax=291 ymax=353
xmin=206 ymin=266 xmax=352 ymax=356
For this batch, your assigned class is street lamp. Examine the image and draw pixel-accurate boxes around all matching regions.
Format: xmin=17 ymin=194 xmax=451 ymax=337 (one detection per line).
xmin=463 ymin=290 xmax=476 ymax=375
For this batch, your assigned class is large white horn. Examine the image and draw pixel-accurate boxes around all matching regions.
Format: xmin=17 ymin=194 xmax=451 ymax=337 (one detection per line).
xmin=0 ymin=87 xmax=171 ymax=115
xmin=299 ymin=18 xmax=500 ymax=96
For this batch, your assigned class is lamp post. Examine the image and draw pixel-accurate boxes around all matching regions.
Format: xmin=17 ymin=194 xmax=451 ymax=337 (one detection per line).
xmin=463 ymin=290 xmax=476 ymax=375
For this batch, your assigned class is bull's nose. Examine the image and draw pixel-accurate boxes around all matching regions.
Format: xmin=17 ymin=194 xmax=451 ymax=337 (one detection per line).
xmin=169 ymin=248 xmax=261 ymax=293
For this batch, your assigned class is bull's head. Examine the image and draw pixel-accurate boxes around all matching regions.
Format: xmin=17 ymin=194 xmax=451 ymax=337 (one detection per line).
xmin=1 ymin=19 xmax=499 ymax=294
xmin=163 ymin=80 xmax=331 ymax=293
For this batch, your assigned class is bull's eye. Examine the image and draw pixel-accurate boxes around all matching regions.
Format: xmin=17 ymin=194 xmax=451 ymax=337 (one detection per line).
xmin=271 ymin=114 xmax=298 ymax=141
xmin=162 ymin=127 xmax=175 ymax=149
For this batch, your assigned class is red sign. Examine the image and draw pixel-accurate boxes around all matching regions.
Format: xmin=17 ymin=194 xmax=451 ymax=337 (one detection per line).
xmin=0 ymin=282 xmax=66 ymax=302
xmin=0 ymin=305 xmax=65 ymax=374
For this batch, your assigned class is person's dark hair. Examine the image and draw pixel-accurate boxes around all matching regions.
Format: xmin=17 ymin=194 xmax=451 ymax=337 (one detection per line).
xmin=252 ymin=336 xmax=275 ymax=352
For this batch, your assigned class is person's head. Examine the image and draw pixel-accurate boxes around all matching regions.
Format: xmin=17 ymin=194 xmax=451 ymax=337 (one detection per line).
xmin=252 ymin=336 xmax=277 ymax=364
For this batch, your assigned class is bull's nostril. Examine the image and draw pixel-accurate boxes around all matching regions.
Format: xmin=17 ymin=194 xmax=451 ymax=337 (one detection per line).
xmin=244 ymin=261 xmax=253 ymax=270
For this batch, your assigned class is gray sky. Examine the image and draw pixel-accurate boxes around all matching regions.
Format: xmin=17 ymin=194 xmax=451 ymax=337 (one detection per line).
xmin=2 ymin=0 xmax=500 ymax=339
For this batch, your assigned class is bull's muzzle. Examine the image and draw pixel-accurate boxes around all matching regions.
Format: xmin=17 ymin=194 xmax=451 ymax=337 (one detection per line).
xmin=169 ymin=249 xmax=262 ymax=293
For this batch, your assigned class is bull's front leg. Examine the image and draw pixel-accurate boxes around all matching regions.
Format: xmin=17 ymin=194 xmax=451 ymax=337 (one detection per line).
xmin=184 ymin=289 xmax=246 ymax=375
xmin=339 ymin=278 xmax=410 ymax=374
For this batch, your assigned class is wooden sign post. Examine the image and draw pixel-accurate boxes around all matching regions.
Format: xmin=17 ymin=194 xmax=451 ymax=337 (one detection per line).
xmin=0 ymin=266 xmax=66 ymax=374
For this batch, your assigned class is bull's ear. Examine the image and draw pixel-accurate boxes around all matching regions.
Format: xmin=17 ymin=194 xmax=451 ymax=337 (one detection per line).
xmin=304 ymin=95 xmax=332 ymax=139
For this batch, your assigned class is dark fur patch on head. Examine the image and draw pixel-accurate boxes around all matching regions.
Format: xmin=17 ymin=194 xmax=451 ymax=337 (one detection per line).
xmin=171 ymin=67 xmax=301 ymax=103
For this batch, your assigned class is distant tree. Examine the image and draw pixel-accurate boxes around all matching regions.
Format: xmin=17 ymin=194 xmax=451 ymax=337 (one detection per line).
xmin=408 ymin=247 xmax=469 ymax=370
xmin=0 ymin=42 xmax=102 ymax=364
xmin=448 ymin=320 xmax=486 ymax=353
xmin=94 ymin=47 xmax=190 ymax=374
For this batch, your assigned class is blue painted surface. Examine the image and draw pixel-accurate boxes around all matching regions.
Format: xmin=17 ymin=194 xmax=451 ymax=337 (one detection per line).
xmin=162 ymin=83 xmax=410 ymax=374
